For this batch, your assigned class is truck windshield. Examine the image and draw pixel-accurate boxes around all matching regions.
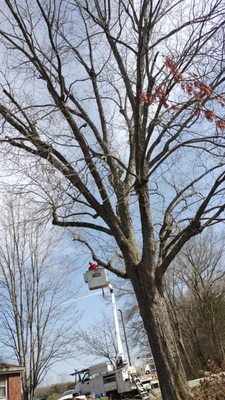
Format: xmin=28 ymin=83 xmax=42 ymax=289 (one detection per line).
xmin=82 ymin=372 xmax=89 ymax=382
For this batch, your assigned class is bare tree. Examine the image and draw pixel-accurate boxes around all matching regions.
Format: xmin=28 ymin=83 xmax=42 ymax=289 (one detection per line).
xmin=0 ymin=196 xmax=79 ymax=400
xmin=0 ymin=1 xmax=224 ymax=399
xmin=165 ymin=268 xmax=198 ymax=379
xmin=166 ymin=231 xmax=225 ymax=374
xmin=76 ymin=314 xmax=118 ymax=366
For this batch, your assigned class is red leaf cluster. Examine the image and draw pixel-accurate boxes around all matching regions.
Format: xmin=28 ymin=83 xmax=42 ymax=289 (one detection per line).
xmin=139 ymin=85 xmax=168 ymax=108
xmin=155 ymin=85 xmax=169 ymax=108
xmin=139 ymin=92 xmax=154 ymax=104
xmin=204 ymin=110 xmax=215 ymax=122
xmin=181 ymin=82 xmax=194 ymax=95
xmin=216 ymin=120 xmax=225 ymax=130
xmin=139 ymin=57 xmax=225 ymax=131
xmin=165 ymin=56 xmax=183 ymax=82
xmin=194 ymin=81 xmax=213 ymax=96
xmin=165 ymin=57 xmax=213 ymax=99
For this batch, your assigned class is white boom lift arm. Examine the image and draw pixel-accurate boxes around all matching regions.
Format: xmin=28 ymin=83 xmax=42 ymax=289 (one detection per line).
xmin=83 ymin=266 xmax=125 ymax=366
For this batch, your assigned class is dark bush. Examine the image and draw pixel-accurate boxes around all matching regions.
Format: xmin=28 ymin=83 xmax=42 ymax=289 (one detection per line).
xmin=192 ymin=373 xmax=225 ymax=399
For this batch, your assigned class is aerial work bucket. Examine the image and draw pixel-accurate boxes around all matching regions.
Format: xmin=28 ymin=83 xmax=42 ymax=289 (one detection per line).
xmin=83 ymin=264 xmax=109 ymax=290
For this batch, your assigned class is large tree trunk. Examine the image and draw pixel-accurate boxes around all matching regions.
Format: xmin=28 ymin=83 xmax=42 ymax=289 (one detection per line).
xmin=130 ymin=269 xmax=192 ymax=400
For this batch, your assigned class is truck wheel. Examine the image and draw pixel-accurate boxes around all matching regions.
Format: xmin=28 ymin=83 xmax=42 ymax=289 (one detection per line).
xmin=106 ymin=391 xmax=119 ymax=400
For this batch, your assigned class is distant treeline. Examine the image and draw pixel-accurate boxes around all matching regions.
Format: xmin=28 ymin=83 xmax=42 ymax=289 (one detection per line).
xmin=35 ymin=381 xmax=75 ymax=400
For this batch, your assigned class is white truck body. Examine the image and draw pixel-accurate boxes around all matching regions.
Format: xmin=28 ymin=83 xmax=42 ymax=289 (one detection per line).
xmin=74 ymin=361 xmax=154 ymax=398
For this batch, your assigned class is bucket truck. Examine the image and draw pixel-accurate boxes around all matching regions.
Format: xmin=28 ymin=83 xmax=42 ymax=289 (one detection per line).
xmin=72 ymin=265 xmax=159 ymax=400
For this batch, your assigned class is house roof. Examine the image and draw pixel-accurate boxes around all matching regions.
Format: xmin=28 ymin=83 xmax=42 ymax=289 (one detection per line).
xmin=0 ymin=363 xmax=24 ymax=375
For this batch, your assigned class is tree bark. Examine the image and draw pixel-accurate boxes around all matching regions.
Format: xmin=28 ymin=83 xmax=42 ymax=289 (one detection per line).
xmin=177 ymin=337 xmax=196 ymax=380
xmin=130 ymin=270 xmax=192 ymax=400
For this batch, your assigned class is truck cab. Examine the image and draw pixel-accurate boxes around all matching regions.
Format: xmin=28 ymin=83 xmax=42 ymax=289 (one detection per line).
xmin=73 ymin=362 xmax=115 ymax=397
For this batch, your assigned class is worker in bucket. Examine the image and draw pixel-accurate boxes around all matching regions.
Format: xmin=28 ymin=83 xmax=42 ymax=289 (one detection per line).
xmin=88 ymin=262 xmax=97 ymax=271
